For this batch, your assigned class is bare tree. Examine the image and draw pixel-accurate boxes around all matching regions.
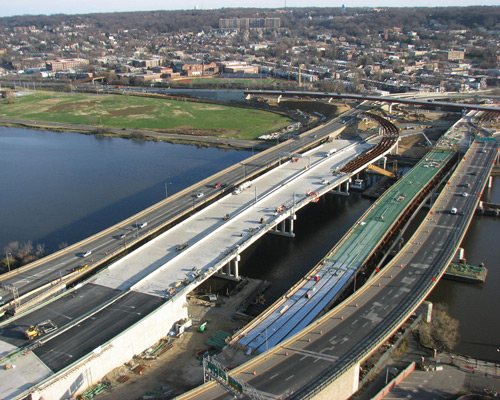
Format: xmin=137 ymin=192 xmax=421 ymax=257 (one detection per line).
xmin=417 ymin=303 xmax=459 ymax=352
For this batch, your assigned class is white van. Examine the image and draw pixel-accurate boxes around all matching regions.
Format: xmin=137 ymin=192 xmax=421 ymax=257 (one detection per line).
xmin=450 ymin=208 xmax=457 ymax=215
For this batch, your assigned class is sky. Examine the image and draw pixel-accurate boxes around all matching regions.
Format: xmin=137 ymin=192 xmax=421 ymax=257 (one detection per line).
xmin=1 ymin=0 xmax=499 ymax=18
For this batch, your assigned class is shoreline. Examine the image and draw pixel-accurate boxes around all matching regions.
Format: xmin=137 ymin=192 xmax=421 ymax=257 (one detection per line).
xmin=0 ymin=118 xmax=270 ymax=151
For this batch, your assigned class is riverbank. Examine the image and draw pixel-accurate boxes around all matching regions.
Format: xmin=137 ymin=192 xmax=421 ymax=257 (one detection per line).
xmin=0 ymin=117 xmax=267 ymax=150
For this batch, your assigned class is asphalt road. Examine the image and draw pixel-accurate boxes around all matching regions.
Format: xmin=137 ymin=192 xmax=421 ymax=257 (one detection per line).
xmin=0 ymin=284 xmax=119 ymax=348
xmin=33 ymin=291 xmax=165 ymax=372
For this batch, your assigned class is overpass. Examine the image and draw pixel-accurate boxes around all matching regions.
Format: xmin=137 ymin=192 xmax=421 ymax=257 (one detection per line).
xmin=177 ymin=117 xmax=498 ymax=400
xmin=244 ymin=89 xmax=500 ymax=114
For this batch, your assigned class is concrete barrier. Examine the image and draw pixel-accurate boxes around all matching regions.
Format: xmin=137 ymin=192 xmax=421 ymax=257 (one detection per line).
xmin=371 ymin=362 xmax=416 ymax=400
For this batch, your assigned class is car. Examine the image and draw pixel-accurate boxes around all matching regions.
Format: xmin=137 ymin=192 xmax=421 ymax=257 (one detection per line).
xmin=459 ymin=211 xmax=465 ymax=215
xmin=321 ymin=178 xmax=329 ymax=185
xmin=462 ymin=192 xmax=468 ymax=197
xmin=80 ymin=251 xmax=92 ymax=258
xmin=214 ymin=183 xmax=222 ymax=188
xmin=195 ymin=192 xmax=204 ymax=198
xmin=138 ymin=222 xmax=147 ymax=228
xmin=118 ymin=233 xmax=126 ymax=239
xmin=465 ymin=183 xmax=471 ymax=188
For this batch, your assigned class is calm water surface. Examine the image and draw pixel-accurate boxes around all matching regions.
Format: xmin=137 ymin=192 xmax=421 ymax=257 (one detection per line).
xmin=0 ymin=127 xmax=251 ymax=252
xmin=1 ymin=126 xmax=498 ymax=362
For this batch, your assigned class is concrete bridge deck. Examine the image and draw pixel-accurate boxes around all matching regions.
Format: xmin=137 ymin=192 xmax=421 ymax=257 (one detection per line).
xmin=92 ymin=139 xmax=371 ymax=296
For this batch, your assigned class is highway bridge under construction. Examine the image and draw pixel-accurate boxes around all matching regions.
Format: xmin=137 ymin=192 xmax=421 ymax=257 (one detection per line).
xmin=0 ymin=94 xmax=498 ymax=400
xmin=178 ymin=115 xmax=498 ymax=400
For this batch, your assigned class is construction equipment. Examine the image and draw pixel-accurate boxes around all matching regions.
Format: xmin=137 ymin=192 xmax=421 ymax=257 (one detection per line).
xmin=367 ymin=164 xmax=396 ymax=178
xmin=24 ymin=320 xmax=57 ymax=340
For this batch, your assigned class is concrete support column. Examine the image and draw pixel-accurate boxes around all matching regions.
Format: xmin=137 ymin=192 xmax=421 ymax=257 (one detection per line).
xmin=288 ymin=214 xmax=296 ymax=236
xmin=393 ymin=140 xmax=399 ymax=155
xmin=233 ymin=254 xmax=240 ymax=279
xmin=381 ymin=156 xmax=387 ymax=170
xmin=270 ymin=217 xmax=296 ymax=238
xmin=344 ymin=180 xmax=350 ymax=193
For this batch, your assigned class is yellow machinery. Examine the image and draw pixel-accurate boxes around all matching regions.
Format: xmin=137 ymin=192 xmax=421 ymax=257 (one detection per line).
xmin=24 ymin=320 xmax=57 ymax=340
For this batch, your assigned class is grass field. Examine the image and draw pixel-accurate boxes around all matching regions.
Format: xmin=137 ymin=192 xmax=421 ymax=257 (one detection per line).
xmin=0 ymin=91 xmax=292 ymax=140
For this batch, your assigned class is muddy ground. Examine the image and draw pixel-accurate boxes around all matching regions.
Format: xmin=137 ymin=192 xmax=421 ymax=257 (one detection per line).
xmin=95 ymin=279 xmax=263 ymax=400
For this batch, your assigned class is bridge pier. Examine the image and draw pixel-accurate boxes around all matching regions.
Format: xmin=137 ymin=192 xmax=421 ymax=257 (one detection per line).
xmin=216 ymin=254 xmax=241 ymax=281
xmin=333 ymin=180 xmax=350 ymax=196
xmin=371 ymin=156 xmax=388 ymax=170
xmin=270 ymin=214 xmax=296 ymax=237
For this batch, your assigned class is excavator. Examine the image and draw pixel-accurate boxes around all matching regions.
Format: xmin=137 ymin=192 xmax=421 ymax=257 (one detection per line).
xmin=24 ymin=320 xmax=57 ymax=340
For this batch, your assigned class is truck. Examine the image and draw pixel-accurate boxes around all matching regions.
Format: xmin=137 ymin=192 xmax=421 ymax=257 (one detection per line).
xmin=232 ymin=181 xmax=252 ymax=195
xmin=25 ymin=320 xmax=57 ymax=340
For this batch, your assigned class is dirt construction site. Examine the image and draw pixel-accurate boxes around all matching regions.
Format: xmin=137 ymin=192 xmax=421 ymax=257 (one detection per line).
xmin=91 ymin=279 xmax=264 ymax=400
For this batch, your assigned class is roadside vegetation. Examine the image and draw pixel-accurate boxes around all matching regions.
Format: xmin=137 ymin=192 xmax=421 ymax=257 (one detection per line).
xmin=416 ymin=303 xmax=460 ymax=352
xmin=0 ymin=91 xmax=293 ymax=140
xmin=2 ymin=241 xmax=46 ymax=272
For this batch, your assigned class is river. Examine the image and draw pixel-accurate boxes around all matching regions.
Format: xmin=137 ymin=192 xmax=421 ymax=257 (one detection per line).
xmin=0 ymin=126 xmax=251 ymax=252
xmin=0 ymin=127 xmax=498 ymax=363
